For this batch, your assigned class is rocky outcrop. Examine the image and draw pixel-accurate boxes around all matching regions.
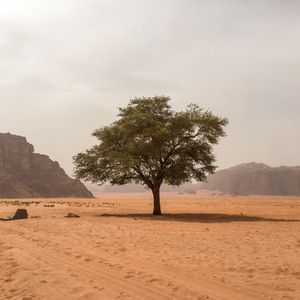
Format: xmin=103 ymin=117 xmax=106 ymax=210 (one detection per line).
xmin=202 ymin=162 xmax=300 ymax=196
xmin=0 ymin=133 xmax=93 ymax=198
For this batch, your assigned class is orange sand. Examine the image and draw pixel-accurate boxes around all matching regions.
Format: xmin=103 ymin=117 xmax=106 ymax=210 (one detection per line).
xmin=0 ymin=191 xmax=299 ymax=299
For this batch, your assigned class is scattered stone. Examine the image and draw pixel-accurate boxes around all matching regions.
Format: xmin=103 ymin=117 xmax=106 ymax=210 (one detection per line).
xmin=0 ymin=209 xmax=28 ymax=221
xmin=65 ymin=213 xmax=80 ymax=218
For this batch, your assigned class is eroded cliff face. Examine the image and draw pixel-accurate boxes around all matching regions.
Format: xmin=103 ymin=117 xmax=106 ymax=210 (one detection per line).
xmin=0 ymin=134 xmax=34 ymax=170
xmin=0 ymin=133 xmax=93 ymax=198
xmin=203 ymin=162 xmax=300 ymax=196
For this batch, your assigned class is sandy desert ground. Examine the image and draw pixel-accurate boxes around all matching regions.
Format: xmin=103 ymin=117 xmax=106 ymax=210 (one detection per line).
xmin=0 ymin=191 xmax=299 ymax=300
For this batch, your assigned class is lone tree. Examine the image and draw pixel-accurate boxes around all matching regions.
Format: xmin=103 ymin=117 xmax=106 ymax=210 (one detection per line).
xmin=73 ymin=96 xmax=228 ymax=215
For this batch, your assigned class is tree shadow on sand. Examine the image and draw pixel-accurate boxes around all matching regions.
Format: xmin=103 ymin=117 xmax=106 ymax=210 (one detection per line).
xmin=98 ymin=213 xmax=300 ymax=223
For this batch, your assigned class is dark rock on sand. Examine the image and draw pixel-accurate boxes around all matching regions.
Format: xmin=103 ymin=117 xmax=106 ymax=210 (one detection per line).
xmin=65 ymin=213 xmax=80 ymax=218
xmin=0 ymin=208 xmax=28 ymax=221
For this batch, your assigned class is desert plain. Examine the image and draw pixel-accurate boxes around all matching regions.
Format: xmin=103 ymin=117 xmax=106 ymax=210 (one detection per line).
xmin=0 ymin=191 xmax=299 ymax=300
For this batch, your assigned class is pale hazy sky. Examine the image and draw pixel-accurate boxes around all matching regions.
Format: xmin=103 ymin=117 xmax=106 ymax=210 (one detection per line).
xmin=1 ymin=0 xmax=300 ymax=176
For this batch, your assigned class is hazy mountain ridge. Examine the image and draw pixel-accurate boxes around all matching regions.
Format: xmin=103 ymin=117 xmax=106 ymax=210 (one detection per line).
xmin=102 ymin=182 xmax=201 ymax=193
xmin=2 ymin=133 xmax=298 ymax=197
xmin=203 ymin=162 xmax=300 ymax=195
xmin=0 ymin=133 xmax=93 ymax=198
xmin=101 ymin=162 xmax=300 ymax=196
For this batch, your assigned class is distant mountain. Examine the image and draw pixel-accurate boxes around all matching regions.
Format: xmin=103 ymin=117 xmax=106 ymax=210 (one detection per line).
xmin=202 ymin=162 xmax=300 ymax=196
xmin=82 ymin=162 xmax=300 ymax=196
xmin=102 ymin=182 xmax=201 ymax=193
xmin=0 ymin=133 xmax=93 ymax=198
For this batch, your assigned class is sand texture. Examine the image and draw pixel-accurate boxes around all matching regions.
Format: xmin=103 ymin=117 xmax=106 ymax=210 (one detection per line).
xmin=0 ymin=192 xmax=299 ymax=299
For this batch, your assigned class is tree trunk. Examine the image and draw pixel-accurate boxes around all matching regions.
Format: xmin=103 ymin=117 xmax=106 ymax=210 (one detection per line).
xmin=152 ymin=184 xmax=162 ymax=215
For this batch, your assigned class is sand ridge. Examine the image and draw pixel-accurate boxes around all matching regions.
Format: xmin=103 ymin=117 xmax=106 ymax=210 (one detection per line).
xmin=0 ymin=192 xmax=299 ymax=299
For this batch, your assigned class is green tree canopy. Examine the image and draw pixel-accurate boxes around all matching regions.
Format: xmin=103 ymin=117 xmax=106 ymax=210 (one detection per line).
xmin=73 ymin=96 xmax=228 ymax=215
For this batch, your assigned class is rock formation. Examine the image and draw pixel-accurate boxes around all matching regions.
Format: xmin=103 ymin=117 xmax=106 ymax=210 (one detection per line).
xmin=202 ymin=162 xmax=300 ymax=196
xmin=0 ymin=133 xmax=93 ymax=198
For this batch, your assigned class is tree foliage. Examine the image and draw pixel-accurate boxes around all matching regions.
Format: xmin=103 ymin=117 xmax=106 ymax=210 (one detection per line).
xmin=73 ymin=96 xmax=228 ymax=214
